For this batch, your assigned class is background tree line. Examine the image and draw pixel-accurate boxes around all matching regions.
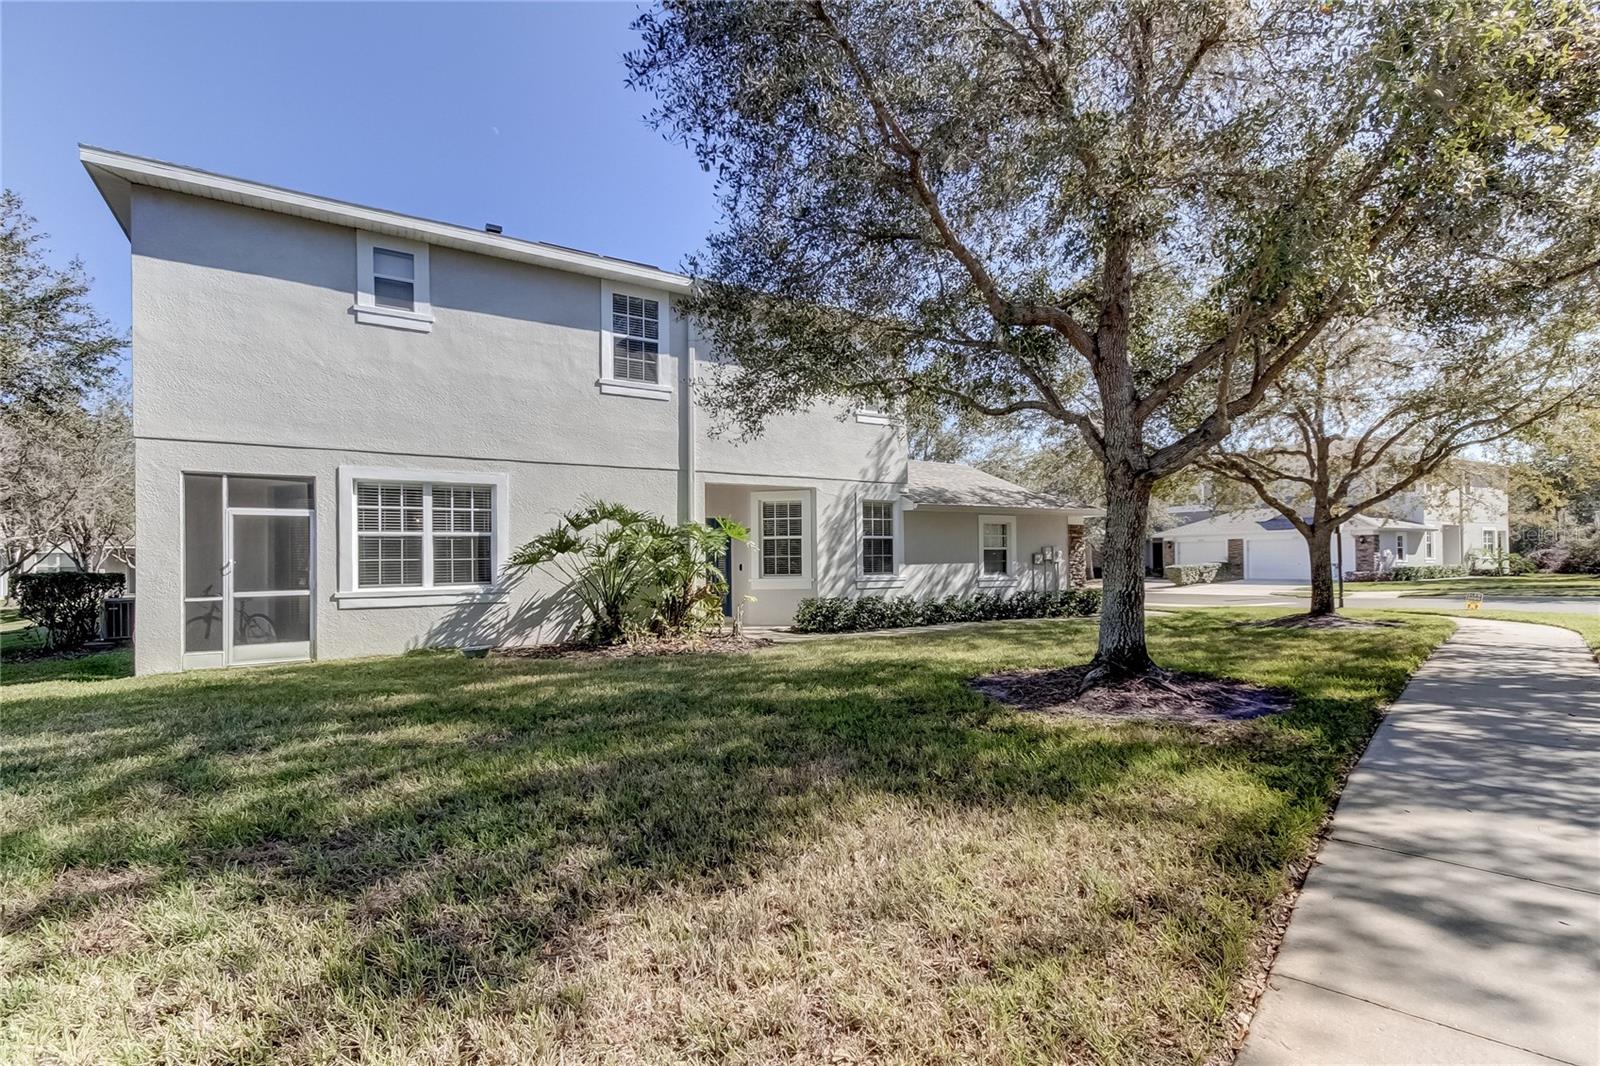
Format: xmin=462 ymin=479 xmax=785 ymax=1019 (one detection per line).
xmin=0 ymin=190 xmax=131 ymax=591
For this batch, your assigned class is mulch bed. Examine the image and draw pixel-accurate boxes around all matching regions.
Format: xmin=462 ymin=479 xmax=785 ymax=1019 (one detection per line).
xmin=972 ymin=665 xmax=1293 ymax=725
xmin=489 ymin=632 xmax=774 ymax=661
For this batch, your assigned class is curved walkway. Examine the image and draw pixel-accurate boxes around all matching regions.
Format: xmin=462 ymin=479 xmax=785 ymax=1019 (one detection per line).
xmin=1239 ymin=617 xmax=1600 ymax=1066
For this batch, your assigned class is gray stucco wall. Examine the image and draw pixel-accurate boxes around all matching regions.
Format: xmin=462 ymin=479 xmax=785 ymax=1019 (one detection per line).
xmin=128 ymin=188 xmax=916 ymax=671
xmin=133 ymin=437 xmax=678 ymax=675
xmin=899 ymin=510 xmax=1073 ymax=598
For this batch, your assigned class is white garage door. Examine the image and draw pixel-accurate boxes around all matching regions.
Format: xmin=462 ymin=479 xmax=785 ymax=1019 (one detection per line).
xmin=1176 ymin=538 xmax=1229 ymax=565
xmin=1244 ymin=536 xmax=1309 ymax=580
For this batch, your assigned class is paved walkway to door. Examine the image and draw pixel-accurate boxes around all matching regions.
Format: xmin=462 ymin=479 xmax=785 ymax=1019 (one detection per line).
xmin=1239 ymin=617 xmax=1600 ymax=1066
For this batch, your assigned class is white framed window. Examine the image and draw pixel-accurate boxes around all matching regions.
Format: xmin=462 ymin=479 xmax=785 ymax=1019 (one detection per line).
xmin=752 ymin=491 xmax=812 ymax=589
xmin=336 ymin=466 xmax=508 ymax=609
xmin=854 ymin=407 xmax=895 ymax=426
xmin=978 ymin=514 xmax=1017 ymax=585
xmin=858 ymin=500 xmax=902 ymax=584
xmin=1483 ymin=529 xmax=1496 ymax=551
xmin=1424 ymin=530 xmax=1435 ymax=560
xmin=1395 ymin=534 xmax=1406 ymax=561
xmin=353 ymin=232 xmax=433 ymax=332
xmin=598 ymin=280 xmax=672 ymax=400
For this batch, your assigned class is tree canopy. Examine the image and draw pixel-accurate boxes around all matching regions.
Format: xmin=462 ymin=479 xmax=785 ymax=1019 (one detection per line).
xmin=0 ymin=190 xmax=129 ymax=582
xmin=1200 ymin=312 xmax=1597 ymax=613
xmin=628 ymin=0 xmax=1600 ymax=679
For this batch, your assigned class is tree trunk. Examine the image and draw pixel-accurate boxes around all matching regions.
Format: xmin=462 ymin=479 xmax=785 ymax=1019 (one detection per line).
xmin=1306 ymin=523 xmax=1337 ymax=616
xmin=1088 ymin=464 xmax=1156 ymax=681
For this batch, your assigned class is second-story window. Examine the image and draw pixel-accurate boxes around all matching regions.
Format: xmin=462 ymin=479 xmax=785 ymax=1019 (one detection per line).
xmin=353 ymin=233 xmax=432 ymax=332
xmin=372 ymin=248 xmax=415 ymax=310
xmin=611 ymin=293 xmax=660 ymax=383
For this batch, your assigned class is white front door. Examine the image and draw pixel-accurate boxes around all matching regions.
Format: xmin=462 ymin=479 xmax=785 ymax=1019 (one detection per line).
xmin=226 ymin=508 xmax=314 ymax=665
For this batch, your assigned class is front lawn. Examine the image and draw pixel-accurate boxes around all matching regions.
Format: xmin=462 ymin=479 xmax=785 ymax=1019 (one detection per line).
xmin=1393 ymin=573 xmax=1600 ymax=597
xmin=1 ymin=607 xmax=133 ymax=685
xmin=0 ymin=610 xmax=1451 ymax=1064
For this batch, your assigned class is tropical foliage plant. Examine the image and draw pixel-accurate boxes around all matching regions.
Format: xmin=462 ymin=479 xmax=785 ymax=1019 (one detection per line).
xmin=509 ymin=501 xmax=747 ymax=643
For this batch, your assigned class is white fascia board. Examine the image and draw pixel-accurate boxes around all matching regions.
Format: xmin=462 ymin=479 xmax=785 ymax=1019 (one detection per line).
xmin=79 ymin=145 xmax=692 ymax=294
xmin=1161 ymin=523 xmax=1281 ymax=539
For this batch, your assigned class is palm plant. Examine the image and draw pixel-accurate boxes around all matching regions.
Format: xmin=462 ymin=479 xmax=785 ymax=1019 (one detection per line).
xmin=509 ymin=501 xmax=747 ymax=644
xmin=509 ymin=501 xmax=662 ymax=643
xmin=649 ymin=518 xmax=748 ymax=635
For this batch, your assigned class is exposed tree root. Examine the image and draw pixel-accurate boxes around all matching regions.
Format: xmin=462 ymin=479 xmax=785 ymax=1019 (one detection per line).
xmin=975 ymin=663 xmax=1292 ymax=725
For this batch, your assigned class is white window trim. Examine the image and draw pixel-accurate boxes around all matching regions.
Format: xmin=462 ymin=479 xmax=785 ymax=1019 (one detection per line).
xmin=856 ymin=496 xmax=905 ymax=588
xmin=353 ymin=232 xmax=434 ymax=332
xmin=977 ymin=513 xmax=1019 ymax=587
xmin=854 ymin=408 xmax=895 ymax=426
xmin=598 ymin=279 xmax=672 ymax=400
xmin=751 ymin=490 xmax=813 ymax=590
xmin=334 ymin=465 xmax=509 ymax=609
xmin=1424 ymin=530 xmax=1435 ymax=560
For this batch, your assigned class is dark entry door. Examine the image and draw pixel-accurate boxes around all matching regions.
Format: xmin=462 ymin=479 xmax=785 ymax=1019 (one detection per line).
xmin=708 ymin=518 xmax=734 ymax=617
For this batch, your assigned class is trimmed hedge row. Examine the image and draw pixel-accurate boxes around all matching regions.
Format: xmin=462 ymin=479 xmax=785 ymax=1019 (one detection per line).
xmin=1385 ymin=564 xmax=1468 ymax=581
xmin=791 ymin=588 xmax=1103 ymax=634
xmin=14 ymin=571 xmax=126 ymax=650
xmin=1164 ymin=563 xmax=1224 ymax=586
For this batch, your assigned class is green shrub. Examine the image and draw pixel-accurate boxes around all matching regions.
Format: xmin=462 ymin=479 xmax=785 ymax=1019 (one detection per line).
xmin=791 ymin=588 xmax=1102 ymax=634
xmin=1553 ymin=528 xmax=1600 ymax=574
xmin=1505 ymin=552 xmax=1539 ymax=576
xmin=509 ymin=501 xmax=748 ymax=644
xmin=14 ymin=572 xmax=126 ymax=650
xmin=1164 ymin=563 xmax=1222 ymax=586
xmin=1387 ymin=564 xmax=1468 ymax=581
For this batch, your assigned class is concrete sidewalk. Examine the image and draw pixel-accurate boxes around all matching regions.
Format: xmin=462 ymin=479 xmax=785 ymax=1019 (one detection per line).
xmin=1239 ymin=617 xmax=1600 ymax=1066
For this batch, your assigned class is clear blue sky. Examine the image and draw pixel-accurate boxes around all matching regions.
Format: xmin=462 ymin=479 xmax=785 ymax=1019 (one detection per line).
xmin=0 ymin=2 xmax=720 ymax=375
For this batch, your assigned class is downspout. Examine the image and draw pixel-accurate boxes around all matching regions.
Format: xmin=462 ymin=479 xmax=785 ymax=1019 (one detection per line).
xmin=679 ymin=314 xmax=701 ymax=524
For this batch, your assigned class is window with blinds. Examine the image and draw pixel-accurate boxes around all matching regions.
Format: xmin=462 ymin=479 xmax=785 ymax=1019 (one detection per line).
xmin=861 ymin=501 xmax=895 ymax=575
xmin=981 ymin=521 xmax=1011 ymax=575
xmin=611 ymin=292 xmax=660 ymax=383
xmin=760 ymin=499 xmax=804 ymax=578
xmin=355 ymin=481 xmax=492 ymax=588
xmin=432 ymin=485 xmax=492 ymax=585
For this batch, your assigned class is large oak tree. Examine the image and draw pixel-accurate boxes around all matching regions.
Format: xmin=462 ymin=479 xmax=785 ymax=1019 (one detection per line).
xmin=628 ymin=0 xmax=1600 ymax=682
xmin=1200 ymin=313 xmax=1598 ymax=615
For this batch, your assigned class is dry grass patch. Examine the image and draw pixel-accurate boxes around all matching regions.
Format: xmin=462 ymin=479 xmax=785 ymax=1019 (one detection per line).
xmin=0 ymin=610 xmax=1450 ymax=1064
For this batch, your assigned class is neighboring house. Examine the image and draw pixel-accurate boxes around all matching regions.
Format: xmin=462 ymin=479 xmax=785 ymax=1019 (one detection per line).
xmin=2 ymin=544 xmax=137 ymax=600
xmin=1158 ymin=477 xmax=1509 ymax=581
xmin=1146 ymin=496 xmax=1217 ymax=576
xmin=82 ymin=147 xmax=1098 ymax=675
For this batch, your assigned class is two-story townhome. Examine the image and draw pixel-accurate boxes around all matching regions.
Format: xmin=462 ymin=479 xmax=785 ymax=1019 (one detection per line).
xmin=1157 ymin=469 xmax=1509 ymax=580
xmin=82 ymin=147 xmax=1098 ymax=675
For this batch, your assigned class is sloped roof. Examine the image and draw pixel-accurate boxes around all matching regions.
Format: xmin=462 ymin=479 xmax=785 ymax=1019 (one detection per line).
xmin=904 ymin=461 xmax=1098 ymax=512
xmin=1161 ymin=507 xmax=1439 ymax=537
xmin=80 ymin=146 xmax=688 ymax=293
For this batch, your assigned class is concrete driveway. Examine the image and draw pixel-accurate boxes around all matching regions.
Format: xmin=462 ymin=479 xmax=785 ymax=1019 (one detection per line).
xmin=1239 ymin=617 xmax=1600 ymax=1065
xmin=1142 ymin=578 xmax=1600 ymax=618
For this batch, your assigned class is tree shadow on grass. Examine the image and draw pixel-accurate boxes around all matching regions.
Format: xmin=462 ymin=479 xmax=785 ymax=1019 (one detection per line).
xmin=0 ymin=614 xmax=1451 ymax=1056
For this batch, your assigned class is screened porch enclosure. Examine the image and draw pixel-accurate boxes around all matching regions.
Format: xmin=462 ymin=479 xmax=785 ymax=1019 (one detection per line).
xmin=182 ymin=474 xmax=315 ymax=669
